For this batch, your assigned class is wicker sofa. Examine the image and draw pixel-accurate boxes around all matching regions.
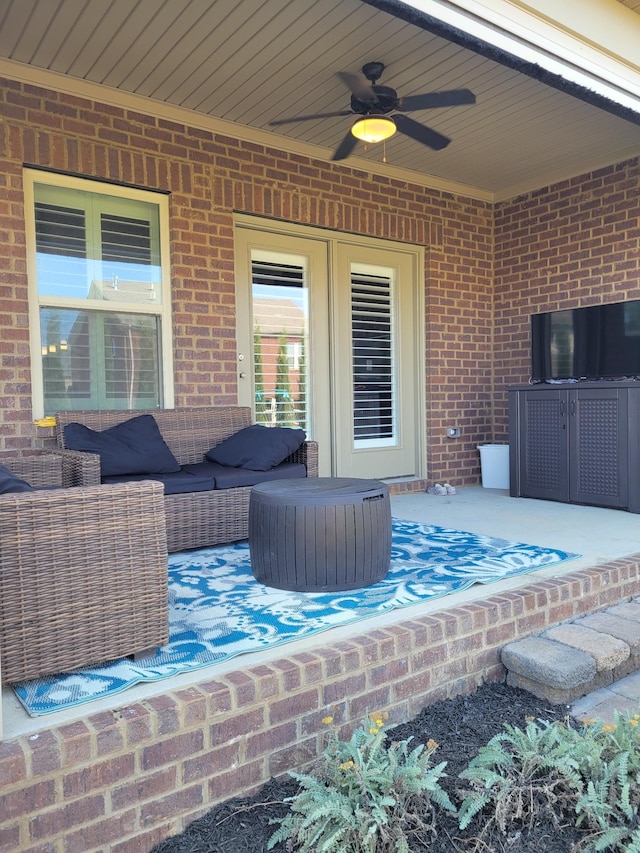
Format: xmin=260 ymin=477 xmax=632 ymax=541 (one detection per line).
xmin=0 ymin=452 xmax=169 ymax=684
xmin=54 ymin=407 xmax=319 ymax=553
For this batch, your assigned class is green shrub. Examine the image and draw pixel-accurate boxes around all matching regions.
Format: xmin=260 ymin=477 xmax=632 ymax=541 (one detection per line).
xmin=458 ymin=710 xmax=640 ymax=852
xmin=573 ymin=713 xmax=640 ymax=851
xmin=457 ymin=716 xmax=582 ymax=840
xmin=268 ymin=712 xmax=456 ymax=853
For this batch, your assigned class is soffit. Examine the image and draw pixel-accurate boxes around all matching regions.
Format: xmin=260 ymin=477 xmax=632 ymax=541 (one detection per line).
xmin=2 ymin=0 xmax=640 ymax=201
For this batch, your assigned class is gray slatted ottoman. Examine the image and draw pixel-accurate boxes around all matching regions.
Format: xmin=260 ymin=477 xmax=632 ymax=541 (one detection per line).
xmin=248 ymin=477 xmax=391 ymax=591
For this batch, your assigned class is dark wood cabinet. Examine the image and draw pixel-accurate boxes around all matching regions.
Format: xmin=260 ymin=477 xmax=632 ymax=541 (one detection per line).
xmin=509 ymin=382 xmax=640 ymax=513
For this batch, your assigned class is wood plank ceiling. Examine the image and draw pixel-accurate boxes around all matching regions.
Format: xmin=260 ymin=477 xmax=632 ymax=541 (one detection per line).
xmin=1 ymin=0 xmax=640 ymax=200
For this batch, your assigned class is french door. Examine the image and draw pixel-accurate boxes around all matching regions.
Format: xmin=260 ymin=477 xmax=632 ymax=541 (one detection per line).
xmin=235 ymin=219 xmax=423 ymax=479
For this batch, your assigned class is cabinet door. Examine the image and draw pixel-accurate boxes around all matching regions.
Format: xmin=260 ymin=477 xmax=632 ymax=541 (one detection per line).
xmin=517 ymin=389 xmax=569 ymax=501
xmin=570 ymin=388 xmax=628 ymax=509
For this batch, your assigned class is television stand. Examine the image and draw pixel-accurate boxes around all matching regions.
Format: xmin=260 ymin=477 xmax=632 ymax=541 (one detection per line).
xmin=508 ymin=381 xmax=640 ymax=513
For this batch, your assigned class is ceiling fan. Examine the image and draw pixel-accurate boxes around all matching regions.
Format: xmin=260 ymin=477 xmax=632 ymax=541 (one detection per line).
xmin=269 ymin=61 xmax=476 ymax=161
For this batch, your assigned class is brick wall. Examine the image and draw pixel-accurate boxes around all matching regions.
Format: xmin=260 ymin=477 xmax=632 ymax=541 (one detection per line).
xmin=2 ymin=556 xmax=639 ymax=852
xmin=493 ymin=159 xmax=640 ymax=435
xmin=2 ymin=77 xmax=639 ymax=481
xmin=0 ymin=74 xmax=493 ymax=485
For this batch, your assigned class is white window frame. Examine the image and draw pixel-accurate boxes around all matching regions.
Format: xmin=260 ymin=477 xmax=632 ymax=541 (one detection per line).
xmin=24 ymin=169 xmax=174 ymax=418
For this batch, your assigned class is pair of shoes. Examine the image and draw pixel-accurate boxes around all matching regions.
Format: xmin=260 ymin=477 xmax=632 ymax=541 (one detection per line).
xmin=443 ymin=483 xmax=456 ymax=495
xmin=427 ymin=483 xmax=447 ymax=495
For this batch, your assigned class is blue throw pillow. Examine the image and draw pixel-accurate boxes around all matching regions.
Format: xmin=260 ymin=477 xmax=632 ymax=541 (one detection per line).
xmin=0 ymin=463 xmax=34 ymax=494
xmin=64 ymin=414 xmax=181 ymax=477
xmin=206 ymin=424 xmax=306 ymax=472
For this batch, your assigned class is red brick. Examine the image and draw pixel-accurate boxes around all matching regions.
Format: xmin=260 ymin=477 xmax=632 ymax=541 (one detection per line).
xmin=182 ymin=743 xmax=240 ymax=784
xmin=26 ymin=731 xmax=61 ymax=776
xmin=111 ymin=823 xmax=178 ymax=853
xmin=322 ymin=673 xmax=366 ymax=705
xmin=368 ymin=658 xmax=410 ymax=686
xmin=246 ymin=721 xmax=297 ymax=759
xmin=64 ymin=810 xmax=137 ymax=853
xmin=268 ymin=737 xmax=318 ymax=777
xmin=0 ymin=780 xmax=55 ymax=821
xmin=269 ymin=689 xmax=319 ymax=723
xmin=120 ymin=703 xmax=154 ymax=745
xmin=29 ymin=795 xmax=105 ymax=839
xmin=63 ymin=754 xmax=134 ymax=797
xmin=142 ymin=731 xmax=205 ymax=771
xmin=57 ymin=720 xmax=92 ymax=764
xmin=111 ymin=767 xmax=178 ymax=810
xmin=207 ymin=760 xmax=265 ymax=803
xmin=0 ymin=823 xmax=21 ymax=852
xmin=210 ymin=708 xmax=264 ymax=745
xmin=140 ymin=785 xmax=203 ymax=826
xmin=0 ymin=741 xmax=26 ymax=785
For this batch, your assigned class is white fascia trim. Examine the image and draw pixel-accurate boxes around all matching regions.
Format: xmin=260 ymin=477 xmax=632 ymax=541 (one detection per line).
xmin=404 ymin=0 xmax=640 ymax=111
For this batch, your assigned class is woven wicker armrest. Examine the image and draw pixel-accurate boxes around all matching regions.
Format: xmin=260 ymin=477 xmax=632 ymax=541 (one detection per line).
xmin=56 ymin=447 xmax=102 ymax=487
xmin=0 ymin=450 xmax=63 ymax=488
xmin=0 ymin=479 xmax=169 ymax=684
xmin=287 ymin=440 xmax=319 ymax=478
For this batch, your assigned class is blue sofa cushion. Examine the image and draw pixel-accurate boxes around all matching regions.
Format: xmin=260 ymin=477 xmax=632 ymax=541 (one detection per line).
xmin=102 ymin=469 xmax=215 ymax=495
xmin=64 ymin=414 xmax=181 ymax=477
xmin=0 ymin=463 xmax=34 ymax=494
xmin=183 ymin=460 xmax=307 ymax=489
xmin=206 ymin=424 xmax=306 ymax=472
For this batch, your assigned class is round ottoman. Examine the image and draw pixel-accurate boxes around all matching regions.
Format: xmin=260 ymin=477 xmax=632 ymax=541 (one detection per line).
xmin=249 ymin=477 xmax=391 ymax=592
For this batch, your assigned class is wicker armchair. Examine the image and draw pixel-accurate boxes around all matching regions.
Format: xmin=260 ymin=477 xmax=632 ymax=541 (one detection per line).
xmin=0 ymin=452 xmax=169 ymax=684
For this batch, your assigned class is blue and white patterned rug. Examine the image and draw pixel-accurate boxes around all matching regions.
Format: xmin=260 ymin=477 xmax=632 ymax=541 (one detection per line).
xmin=14 ymin=519 xmax=579 ymax=716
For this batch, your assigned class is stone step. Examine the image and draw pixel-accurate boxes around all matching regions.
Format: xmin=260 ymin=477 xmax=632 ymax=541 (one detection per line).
xmin=501 ymin=596 xmax=640 ymax=706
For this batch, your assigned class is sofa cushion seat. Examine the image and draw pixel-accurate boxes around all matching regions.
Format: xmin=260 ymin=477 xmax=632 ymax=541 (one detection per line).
xmin=102 ymin=469 xmax=215 ymax=495
xmin=182 ymin=461 xmax=307 ymax=489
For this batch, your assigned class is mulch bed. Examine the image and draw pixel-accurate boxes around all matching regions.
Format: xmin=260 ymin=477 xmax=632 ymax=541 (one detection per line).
xmin=150 ymin=681 xmax=589 ymax=852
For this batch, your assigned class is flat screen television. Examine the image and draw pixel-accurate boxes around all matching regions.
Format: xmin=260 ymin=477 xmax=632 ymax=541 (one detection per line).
xmin=531 ymin=299 xmax=640 ymax=381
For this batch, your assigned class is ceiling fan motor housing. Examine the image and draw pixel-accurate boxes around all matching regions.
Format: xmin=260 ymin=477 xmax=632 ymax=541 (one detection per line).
xmin=362 ymin=61 xmax=385 ymax=83
xmin=350 ymin=86 xmax=399 ymax=115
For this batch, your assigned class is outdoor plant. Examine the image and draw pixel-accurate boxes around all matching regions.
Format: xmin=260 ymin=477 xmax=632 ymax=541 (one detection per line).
xmin=572 ymin=713 xmax=640 ymax=851
xmin=267 ymin=711 xmax=456 ymax=853
xmin=457 ymin=710 xmax=640 ymax=852
xmin=457 ymin=715 xmax=583 ymax=843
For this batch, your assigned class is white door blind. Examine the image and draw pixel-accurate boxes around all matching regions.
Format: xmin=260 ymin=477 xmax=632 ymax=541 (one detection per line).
xmin=351 ymin=269 xmax=395 ymax=444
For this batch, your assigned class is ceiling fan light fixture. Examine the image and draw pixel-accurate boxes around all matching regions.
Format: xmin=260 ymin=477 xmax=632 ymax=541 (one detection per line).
xmin=351 ymin=115 xmax=396 ymax=144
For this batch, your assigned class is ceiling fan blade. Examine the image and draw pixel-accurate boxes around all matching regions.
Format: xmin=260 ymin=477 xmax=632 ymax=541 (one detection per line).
xmin=269 ymin=110 xmax=353 ymax=126
xmin=337 ymin=71 xmax=377 ymax=103
xmin=331 ymin=130 xmax=359 ymax=161
xmin=394 ymin=114 xmax=450 ymax=150
xmin=398 ymin=89 xmax=476 ymax=111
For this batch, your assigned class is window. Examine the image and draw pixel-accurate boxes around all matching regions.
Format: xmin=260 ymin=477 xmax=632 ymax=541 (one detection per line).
xmin=250 ymin=254 xmax=309 ymax=430
xmin=25 ymin=171 xmax=173 ymax=416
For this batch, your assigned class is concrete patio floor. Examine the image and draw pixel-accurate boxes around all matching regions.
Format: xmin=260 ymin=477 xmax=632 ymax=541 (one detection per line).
xmin=3 ymin=486 xmax=640 ymax=740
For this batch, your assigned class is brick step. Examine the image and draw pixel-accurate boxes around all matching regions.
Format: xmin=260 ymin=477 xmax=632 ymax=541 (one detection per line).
xmin=501 ymin=599 xmax=640 ymax=705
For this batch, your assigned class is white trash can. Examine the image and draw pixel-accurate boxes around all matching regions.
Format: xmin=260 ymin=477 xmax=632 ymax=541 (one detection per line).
xmin=477 ymin=444 xmax=510 ymax=489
